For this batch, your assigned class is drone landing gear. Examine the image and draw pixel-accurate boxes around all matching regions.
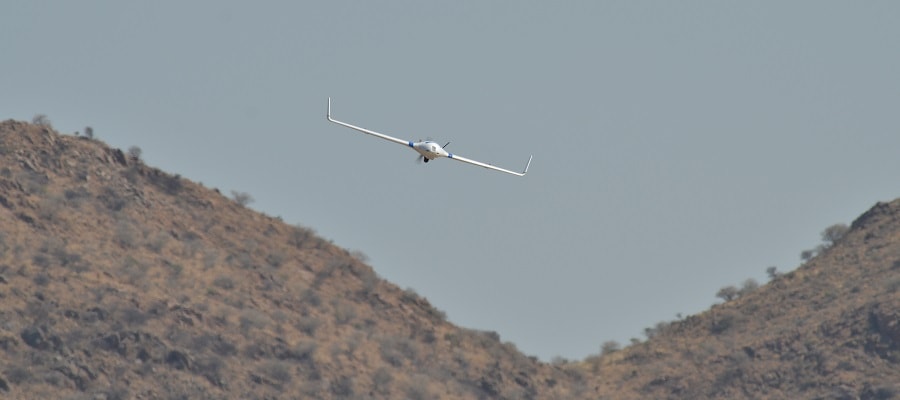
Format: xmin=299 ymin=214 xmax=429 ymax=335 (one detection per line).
xmin=423 ymin=158 xmax=429 ymax=163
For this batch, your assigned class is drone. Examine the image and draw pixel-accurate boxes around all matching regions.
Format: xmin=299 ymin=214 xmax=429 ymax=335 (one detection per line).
xmin=327 ymin=98 xmax=532 ymax=176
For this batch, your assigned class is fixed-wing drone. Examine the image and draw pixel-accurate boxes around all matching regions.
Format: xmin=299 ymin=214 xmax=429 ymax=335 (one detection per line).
xmin=327 ymin=98 xmax=532 ymax=176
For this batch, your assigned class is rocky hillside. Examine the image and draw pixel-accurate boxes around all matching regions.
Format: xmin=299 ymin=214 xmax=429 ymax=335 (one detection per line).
xmin=2 ymin=119 xmax=899 ymax=400
xmin=0 ymin=120 xmax=582 ymax=399
xmin=583 ymin=199 xmax=900 ymax=399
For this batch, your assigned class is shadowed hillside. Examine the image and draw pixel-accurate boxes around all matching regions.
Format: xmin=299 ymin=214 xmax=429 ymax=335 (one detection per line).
xmin=2 ymin=119 xmax=899 ymax=400
xmin=0 ymin=121 xmax=582 ymax=399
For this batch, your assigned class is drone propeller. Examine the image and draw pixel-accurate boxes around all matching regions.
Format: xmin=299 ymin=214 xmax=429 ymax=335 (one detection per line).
xmin=442 ymin=141 xmax=450 ymax=149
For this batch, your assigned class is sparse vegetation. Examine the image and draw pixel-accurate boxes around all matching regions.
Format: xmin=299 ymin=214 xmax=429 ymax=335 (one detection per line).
xmin=289 ymin=223 xmax=323 ymax=249
xmin=821 ymin=223 xmax=849 ymax=246
xmin=146 ymin=171 xmax=183 ymax=195
xmin=289 ymin=340 xmax=317 ymax=364
xmin=801 ymin=248 xmax=818 ymax=262
xmin=257 ymin=360 xmax=292 ymax=387
xmin=716 ymin=285 xmax=739 ymax=302
xmin=886 ymin=278 xmax=900 ymax=293
xmin=600 ymin=340 xmax=621 ymax=356
xmin=146 ymin=230 xmax=170 ymax=253
xmin=716 ymin=278 xmax=759 ymax=302
xmin=31 ymin=114 xmax=52 ymax=127
xmin=5 ymin=366 xmax=33 ymax=385
xmin=32 ymin=273 xmax=50 ymax=286
xmin=406 ymin=375 xmax=433 ymax=400
xmin=372 ymin=367 xmax=393 ymax=393
xmin=231 ymin=190 xmax=254 ymax=206
xmin=212 ymin=275 xmax=236 ymax=290
xmin=239 ymin=309 xmax=270 ymax=334
xmin=64 ymin=187 xmax=91 ymax=207
xmin=332 ymin=299 xmax=356 ymax=325
xmin=643 ymin=320 xmax=671 ymax=339
xmin=119 ymin=306 xmax=150 ymax=326
xmin=710 ymin=310 xmax=741 ymax=334
xmin=379 ymin=335 xmax=420 ymax=367
xmin=265 ymin=250 xmax=286 ymax=268
xmin=37 ymin=196 xmax=65 ymax=220
xmin=296 ymin=317 xmax=321 ymax=336
xmin=18 ymin=170 xmax=49 ymax=195
xmin=127 ymin=145 xmax=142 ymax=162
xmin=330 ymin=375 xmax=355 ymax=397
xmin=2 ymin=120 xmax=899 ymax=399
xmin=801 ymin=222 xmax=849 ymax=262
xmin=350 ymin=249 xmax=369 ymax=262
xmin=739 ymin=278 xmax=759 ymax=296
xmin=114 ymin=219 xmax=139 ymax=248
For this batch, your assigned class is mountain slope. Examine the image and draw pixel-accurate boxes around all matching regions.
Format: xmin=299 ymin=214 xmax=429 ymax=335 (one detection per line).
xmin=0 ymin=120 xmax=581 ymax=399
xmin=2 ymin=119 xmax=899 ymax=400
xmin=584 ymin=199 xmax=900 ymax=399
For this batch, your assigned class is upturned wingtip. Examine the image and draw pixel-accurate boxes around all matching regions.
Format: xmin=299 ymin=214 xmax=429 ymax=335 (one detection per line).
xmin=326 ymin=97 xmax=332 ymax=120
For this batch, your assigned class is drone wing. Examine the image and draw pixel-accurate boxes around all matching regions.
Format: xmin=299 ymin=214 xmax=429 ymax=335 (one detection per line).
xmin=327 ymin=98 xmax=532 ymax=177
xmin=327 ymin=98 xmax=412 ymax=147
xmin=448 ymin=153 xmax=533 ymax=177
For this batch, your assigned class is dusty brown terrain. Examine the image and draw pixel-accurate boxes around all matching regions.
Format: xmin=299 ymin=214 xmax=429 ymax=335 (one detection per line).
xmin=0 ymin=119 xmax=898 ymax=399
xmin=581 ymin=199 xmax=900 ymax=399
xmin=0 ymin=121 xmax=580 ymax=399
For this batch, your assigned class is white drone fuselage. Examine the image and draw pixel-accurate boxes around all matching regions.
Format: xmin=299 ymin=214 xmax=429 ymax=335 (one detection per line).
xmin=411 ymin=141 xmax=449 ymax=161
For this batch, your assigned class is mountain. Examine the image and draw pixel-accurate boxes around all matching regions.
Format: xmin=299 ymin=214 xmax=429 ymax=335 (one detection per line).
xmin=583 ymin=200 xmax=900 ymax=399
xmin=0 ymin=120 xmax=581 ymax=399
xmin=1 ymin=119 xmax=898 ymax=400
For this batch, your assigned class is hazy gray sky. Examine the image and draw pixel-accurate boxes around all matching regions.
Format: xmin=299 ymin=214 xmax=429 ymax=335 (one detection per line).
xmin=4 ymin=1 xmax=900 ymax=360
